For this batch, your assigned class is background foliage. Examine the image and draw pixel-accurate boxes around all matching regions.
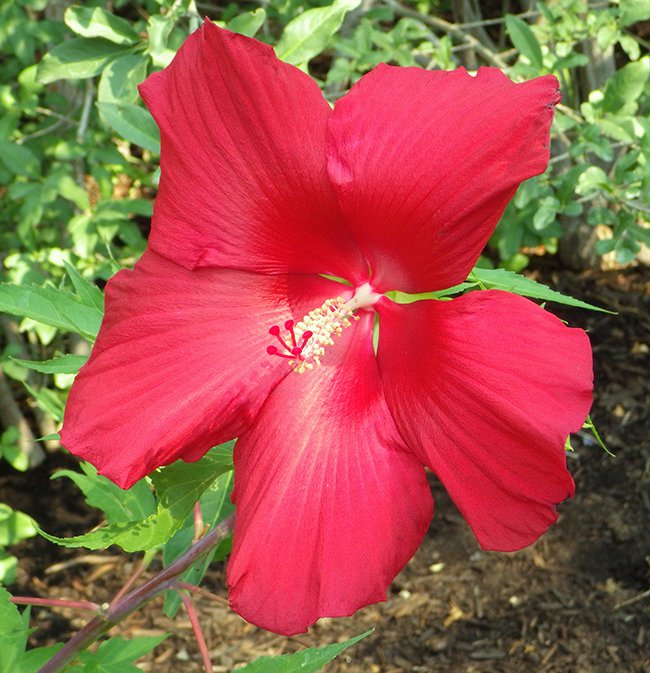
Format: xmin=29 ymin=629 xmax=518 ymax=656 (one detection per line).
xmin=0 ymin=0 xmax=648 ymax=670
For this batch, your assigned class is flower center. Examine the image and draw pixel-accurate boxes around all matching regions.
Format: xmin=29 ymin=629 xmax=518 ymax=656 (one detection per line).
xmin=267 ymin=282 xmax=380 ymax=373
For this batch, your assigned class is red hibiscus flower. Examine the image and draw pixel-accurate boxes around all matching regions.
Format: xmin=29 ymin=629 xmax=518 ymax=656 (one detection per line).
xmin=60 ymin=21 xmax=593 ymax=635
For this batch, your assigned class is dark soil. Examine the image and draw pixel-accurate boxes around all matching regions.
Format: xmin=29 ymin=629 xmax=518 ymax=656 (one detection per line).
xmin=1 ymin=260 xmax=649 ymax=673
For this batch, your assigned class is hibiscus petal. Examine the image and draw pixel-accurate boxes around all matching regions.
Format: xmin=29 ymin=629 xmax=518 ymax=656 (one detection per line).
xmin=377 ymin=291 xmax=592 ymax=551
xmin=328 ymin=66 xmax=560 ymax=292
xmin=60 ymin=250 xmax=347 ymax=489
xmin=139 ymin=20 xmax=366 ymax=282
xmin=227 ymin=311 xmax=433 ymax=635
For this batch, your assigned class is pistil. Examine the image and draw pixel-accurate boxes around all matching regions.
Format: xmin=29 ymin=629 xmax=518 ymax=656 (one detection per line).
xmin=266 ymin=282 xmax=380 ymax=372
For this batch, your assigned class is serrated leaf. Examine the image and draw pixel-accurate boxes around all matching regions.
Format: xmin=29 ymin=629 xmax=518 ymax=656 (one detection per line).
xmin=97 ymin=102 xmax=160 ymax=153
xmin=276 ymin=0 xmax=361 ymax=66
xmin=0 ymin=586 xmax=28 ymax=673
xmin=237 ymin=630 xmax=373 ymax=673
xmin=37 ymin=38 xmax=135 ymax=84
xmin=0 ymin=283 xmax=102 ymax=341
xmin=63 ymin=261 xmax=105 ymax=312
xmin=11 ymin=354 xmax=87 ymax=375
xmin=65 ymin=5 xmax=140 ymax=45
xmin=470 ymin=268 xmax=611 ymax=312
xmin=40 ymin=444 xmax=234 ymax=552
xmin=14 ymin=644 xmax=64 ymax=673
xmin=505 ymin=14 xmax=543 ymax=70
xmin=228 ymin=8 xmax=267 ymax=37
xmin=74 ymin=635 xmax=168 ymax=673
xmin=53 ymin=462 xmax=155 ymax=525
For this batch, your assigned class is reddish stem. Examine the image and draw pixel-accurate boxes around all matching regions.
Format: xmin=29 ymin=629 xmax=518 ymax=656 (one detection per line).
xmin=179 ymin=590 xmax=213 ymax=673
xmin=175 ymin=581 xmax=229 ymax=605
xmin=193 ymin=501 xmax=204 ymax=541
xmin=109 ymin=550 xmax=154 ymax=606
xmin=10 ymin=597 xmax=100 ymax=612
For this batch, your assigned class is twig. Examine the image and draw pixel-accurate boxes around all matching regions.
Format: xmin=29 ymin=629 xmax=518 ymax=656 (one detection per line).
xmin=34 ymin=106 xmax=81 ymax=124
xmin=614 ymin=588 xmax=650 ymax=610
xmin=45 ymin=554 xmax=122 ymax=575
xmin=17 ymin=116 xmax=73 ymax=144
xmin=454 ymin=9 xmax=539 ymax=29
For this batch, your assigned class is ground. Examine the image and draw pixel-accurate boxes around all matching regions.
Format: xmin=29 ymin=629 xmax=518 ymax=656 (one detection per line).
xmin=2 ymin=260 xmax=649 ymax=673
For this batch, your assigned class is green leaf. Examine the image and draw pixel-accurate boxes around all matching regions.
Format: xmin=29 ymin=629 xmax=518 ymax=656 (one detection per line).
xmin=146 ymin=14 xmax=176 ymax=68
xmin=56 ymin=174 xmax=91 ymax=211
xmin=10 ymin=354 xmax=87 ymax=375
xmin=386 ymin=282 xmax=477 ymax=304
xmin=584 ymin=415 xmax=614 ymax=456
xmin=0 ymin=551 xmax=18 ymax=585
xmin=0 ymin=140 xmax=40 ymax=178
xmin=532 ymin=201 xmax=559 ymax=232
xmin=236 ymin=630 xmax=373 ymax=673
xmin=74 ymin=635 xmax=168 ymax=673
xmin=602 ymin=57 xmax=650 ymax=116
xmin=53 ymin=462 xmax=156 ymax=525
xmin=469 ymin=268 xmax=612 ymax=313
xmin=65 ymin=5 xmax=140 ymax=45
xmin=505 ymin=14 xmax=543 ymax=70
xmin=40 ymin=444 xmax=234 ymax=552
xmin=98 ymin=53 xmax=150 ymax=104
xmin=0 ymin=504 xmax=38 ymax=546
xmin=37 ymin=38 xmax=135 ymax=84
xmin=0 ymin=283 xmax=102 ymax=341
xmin=63 ymin=261 xmax=105 ymax=313
xmin=620 ymin=0 xmax=650 ymax=26
xmin=276 ymin=0 xmax=361 ymax=66
xmin=97 ymin=102 xmax=160 ymax=153
xmin=0 ymin=586 xmax=28 ymax=673
xmin=14 ymin=644 xmax=63 ymax=673
xmin=228 ymin=8 xmax=267 ymax=37
xmin=575 ymin=166 xmax=609 ymax=196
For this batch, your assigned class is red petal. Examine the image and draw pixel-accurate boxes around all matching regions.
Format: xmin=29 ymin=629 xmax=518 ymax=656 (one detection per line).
xmin=227 ymin=311 xmax=432 ymax=635
xmin=328 ymin=66 xmax=560 ymax=292
xmin=377 ymin=291 xmax=592 ymax=551
xmin=139 ymin=21 xmax=366 ymax=282
xmin=60 ymin=250 xmax=346 ymax=489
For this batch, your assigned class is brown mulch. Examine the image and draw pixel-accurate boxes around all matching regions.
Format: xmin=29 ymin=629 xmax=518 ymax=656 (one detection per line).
xmin=1 ymin=259 xmax=649 ymax=673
